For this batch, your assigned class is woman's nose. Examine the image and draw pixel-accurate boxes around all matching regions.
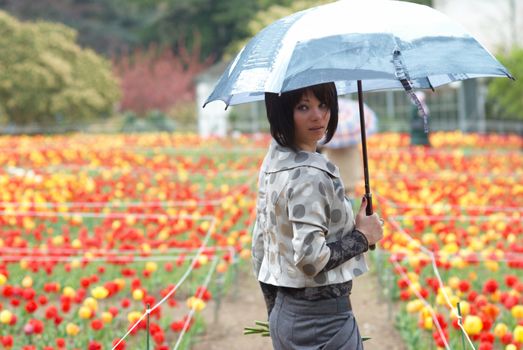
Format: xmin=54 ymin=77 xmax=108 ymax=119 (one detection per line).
xmin=312 ymin=107 xmax=326 ymax=120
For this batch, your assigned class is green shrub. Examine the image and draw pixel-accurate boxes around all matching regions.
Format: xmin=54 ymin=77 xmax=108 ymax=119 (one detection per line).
xmin=487 ymin=47 xmax=523 ymax=120
xmin=0 ymin=11 xmax=121 ymax=128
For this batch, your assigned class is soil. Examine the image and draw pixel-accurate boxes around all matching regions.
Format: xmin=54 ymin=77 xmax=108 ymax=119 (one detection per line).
xmin=191 ymin=262 xmax=407 ymax=350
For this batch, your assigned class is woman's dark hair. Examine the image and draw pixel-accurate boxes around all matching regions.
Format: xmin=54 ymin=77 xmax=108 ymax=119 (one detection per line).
xmin=265 ymin=82 xmax=338 ymax=151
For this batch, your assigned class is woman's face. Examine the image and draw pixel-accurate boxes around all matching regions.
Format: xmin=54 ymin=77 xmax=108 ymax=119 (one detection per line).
xmin=293 ymin=90 xmax=330 ymax=152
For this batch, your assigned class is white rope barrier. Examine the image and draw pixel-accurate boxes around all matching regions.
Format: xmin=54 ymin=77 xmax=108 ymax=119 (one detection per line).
xmin=391 ymin=259 xmax=452 ymax=350
xmin=388 ymin=217 xmax=477 ymax=349
xmin=369 ymin=148 xmax=521 ymax=156
xmin=0 ymin=199 xmax=223 ymax=209
xmin=172 ymin=256 xmax=220 ymax=350
xmin=375 ymin=193 xmax=523 ymax=214
xmin=389 ymin=215 xmax=522 ymax=222
xmin=0 ymin=210 xmax=208 ymax=220
xmin=111 ymin=217 xmax=217 ymax=350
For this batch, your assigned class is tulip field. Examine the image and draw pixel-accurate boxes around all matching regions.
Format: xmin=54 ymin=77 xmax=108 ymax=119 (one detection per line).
xmin=0 ymin=131 xmax=521 ymax=349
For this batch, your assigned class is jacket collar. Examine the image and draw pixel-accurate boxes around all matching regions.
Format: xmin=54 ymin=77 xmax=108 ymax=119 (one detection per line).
xmin=265 ymin=140 xmax=339 ymax=178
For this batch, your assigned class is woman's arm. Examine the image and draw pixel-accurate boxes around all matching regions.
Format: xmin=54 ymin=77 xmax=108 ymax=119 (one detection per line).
xmin=321 ymin=229 xmax=368 ymax=272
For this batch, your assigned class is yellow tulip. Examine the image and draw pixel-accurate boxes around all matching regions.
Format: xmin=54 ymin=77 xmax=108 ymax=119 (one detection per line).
xmin=125 ymin=215 xmax=136 ymax=225
xmin=101 ymin=311 xmax=113 ymax=324
xmin=91 ymin=286 xmax=109 ymax=299
xmin=114 ymin=278 xmax=126 ymax=290
xmin=20 ymin=259 xmax=29 ymax=270
xmin=216 ymin=262 xmax=228 ymax=274
xmin=22 ymin=275 xmax=33 ymax=288
xmin=490 ymin=290 xmax=501 ymax=303
xmin=0 ymin=310 xmax=13 ymax=324
xmin=458 ymin=301 xmax=470 ymax=316
xmin=240 ymin=249 xmax=251 ymax=260
xmin=141 ymin=243 xmax=151 ymax=254
xmin=78 ymin=306 xmax=93 ymax=319
xmin=83 ymin=297 xmax=98 ymax=311
xmin=71 ymin=259 xmax=81 ymax=269
xmin=199 ymin=221 xmax=210 ymax=232
xmin=63 ymin=286 xmax=76 ymax=298
xmin=406 ymin=299 xmax=423 ymax=313
xmin=127 ymin=311 xmax=142 ymax=324
xmin=494 ymin=323 xmax=508 ymax=338
xmin=132 ymin=289 xmax=144 ymax=301
xmin=145 ymin=261 xmax=158 ymax=273
xmin=0 ymin=273 xmax=7 ymax=286
xmin=197 ymin=255 xmax=209 ymax=266
xmin=511 ymin=305 xmax=523 ymax=319
xmin=66 ymin=323 xmax=80 ymax=336
xmin=463 ymin=315 xmax=483 ymax=336
xmin=112 ymin=220 xmax=121 ymax=230
xmin=422 ymin=316 xmax=433 ymax=330
xmin=448 ymin=277 xmax=460 ymax=290
xmin=52 ymin=235 xmax=64 ymax=246
xmin=186 ymin=296 xmax=206 ymax=312
xmin=505 ymin=344 xmax=517 ymax=350
xmin=484 ymin=260 xmax=499 ymax=272
xmin=240 ymin=235 xmax=252 ymax=244
xmin=71 ymin=239 xmax=82 ymax=248
xmin=514 ymin=325 xmax=523 ymax=343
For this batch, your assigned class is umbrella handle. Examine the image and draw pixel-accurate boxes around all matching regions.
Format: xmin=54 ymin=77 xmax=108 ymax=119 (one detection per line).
xmin=364 ymin=193 xmax=376 ymax=251
xmin=358 ymin=80 xmax=376 ymax=251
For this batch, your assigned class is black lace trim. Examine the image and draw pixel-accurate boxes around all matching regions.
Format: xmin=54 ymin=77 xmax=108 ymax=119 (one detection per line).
xmin=322 ymin=229 xmax=369 ymax=271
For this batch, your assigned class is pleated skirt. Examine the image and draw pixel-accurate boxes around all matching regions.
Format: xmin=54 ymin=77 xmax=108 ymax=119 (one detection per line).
xmin=269 ymin=292 xmax=364 ymax=350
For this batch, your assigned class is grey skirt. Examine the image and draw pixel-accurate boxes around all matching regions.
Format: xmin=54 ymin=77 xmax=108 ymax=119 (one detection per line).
xmin=269 ymin=292 xmax=363 ymax=350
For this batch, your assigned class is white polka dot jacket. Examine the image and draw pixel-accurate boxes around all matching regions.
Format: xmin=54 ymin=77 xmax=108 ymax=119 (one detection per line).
xmin=252 ymin=141 xmax=369 ymax=311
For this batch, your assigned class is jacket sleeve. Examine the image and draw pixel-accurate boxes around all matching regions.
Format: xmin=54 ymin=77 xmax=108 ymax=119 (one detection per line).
xmin=321 ymin=229 xmax=369 ymax=272
xmin=287 ymin=171 xmax=332 ymax=277
xmin=251 ymin=161 xmax=268 ymax=277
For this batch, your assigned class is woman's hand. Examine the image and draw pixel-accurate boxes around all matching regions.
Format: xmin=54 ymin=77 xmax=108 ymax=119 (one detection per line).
xmin=354 ymin=196 xmax=384 ymax=246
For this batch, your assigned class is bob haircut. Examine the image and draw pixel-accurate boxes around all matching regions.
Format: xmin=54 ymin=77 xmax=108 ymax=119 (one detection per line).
xmin=264 ymin=82 xmax=338 ymax=151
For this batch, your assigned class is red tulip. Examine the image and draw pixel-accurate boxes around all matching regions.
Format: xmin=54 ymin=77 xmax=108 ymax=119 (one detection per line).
xmin=1 ymin=335 xmax=13 ymax=347
xmin=483 ymin=279 xmax=499 ymax=294
xmin=121 ymin=298 xmax=131 ymax=308
xmin=88 ymin=340 xmax=102 ymax=350
xmin=91 ymin=319 xmax=104 ymax=331
xmin=25 ymin=300 xmax=38 ymax=313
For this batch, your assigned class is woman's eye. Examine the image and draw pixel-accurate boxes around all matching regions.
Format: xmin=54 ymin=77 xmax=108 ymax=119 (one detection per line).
xmin=319 ymin=103 xmax=328 ymax=109
xmin=296 ymin=104 xmax=308 ymax=111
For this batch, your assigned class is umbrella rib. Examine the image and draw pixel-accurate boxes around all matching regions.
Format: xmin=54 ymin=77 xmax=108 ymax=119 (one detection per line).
xmin=393 ymin=49 xmax=429 ymax=132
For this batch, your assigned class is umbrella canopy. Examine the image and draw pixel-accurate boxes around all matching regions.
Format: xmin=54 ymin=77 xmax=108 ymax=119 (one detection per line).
xmin=204 ymin=0 xmax=513 ymax=243
xmin=204 ymin=0 xmax=512 ymax=108
xmin=322 ymin=98 xmax=378 ymax=149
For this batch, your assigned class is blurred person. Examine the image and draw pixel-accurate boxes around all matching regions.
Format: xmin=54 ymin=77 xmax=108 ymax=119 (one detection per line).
xmin=321 ymin=98 xmax=378 ymax=202
xmin=251 ymin=82 xmax=384 ymax=350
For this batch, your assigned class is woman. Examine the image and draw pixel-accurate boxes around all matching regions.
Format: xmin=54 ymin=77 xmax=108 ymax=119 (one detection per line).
xmin=251 ymin=82 xmax=384 ymax=350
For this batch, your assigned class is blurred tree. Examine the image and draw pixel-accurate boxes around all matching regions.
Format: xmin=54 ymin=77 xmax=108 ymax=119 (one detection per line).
xmin=0 ymin=11 xmax=120 ymax=126
xmin=0 ymin=0 xmax=146 ymax=55
xmin=129 ymin=0 xmax=263 ymax=60
xmin=113 ymin=39 xmax=213 ymax=115
xmin=487 ymin=47 xmax=523 ymax=120
xmin=0 ymin=0 xmax=301 ymax=60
